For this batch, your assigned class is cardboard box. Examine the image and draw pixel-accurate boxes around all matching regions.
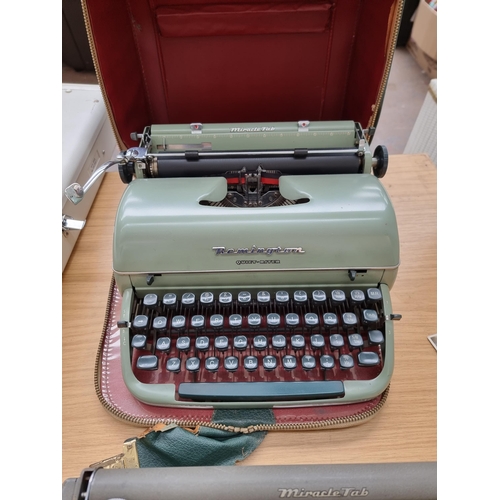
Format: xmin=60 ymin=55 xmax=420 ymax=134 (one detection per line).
xmin=407 ymin=0 xmax=437 ymax=78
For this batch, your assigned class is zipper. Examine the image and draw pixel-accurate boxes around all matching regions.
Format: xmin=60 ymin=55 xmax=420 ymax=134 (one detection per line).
xmin=94 ymin=277 xmax=389 ymax=431
xmin=366 ymin=0 xmax=405 ymax=143
xmin=81 ymin=1 xmax=126 ymax=150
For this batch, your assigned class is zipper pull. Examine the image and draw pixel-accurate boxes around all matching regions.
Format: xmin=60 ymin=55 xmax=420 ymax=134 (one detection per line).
xmin=89 ymin=438 xmax=139 ymax=469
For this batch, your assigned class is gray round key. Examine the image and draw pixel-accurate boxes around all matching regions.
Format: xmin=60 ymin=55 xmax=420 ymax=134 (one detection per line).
xmin=329 ymin=334 xmax=344 ymax=349
xmin=305 ymin=312 xmax=319 ymax=327
xmin=263 ymin=355 xmax=278 ymax=370
xmin=367 ymin=288 xmax=382 ymax=302
xmin=247 ymin=313 xmax=261 ymax=328
xmin=234 ymin=335 xmax=248 ymax=350
xmin=133 ymin=315 xmax=148 ymax=330
xmin=267 ymin=313 xmax=281 ymax=328
xmin=348 ymin=333 xmax=364 ymax=349
xmin=153 ymin=316 xmax=167 ymax=331
xmin=283 ymin=355 xmax=297 ymax=370
xmin=224 ymin=356 xmax=239 ymax=371
xmin=219 ymin=292 xmax=232 ymax=305
xmin=156 ymin=337 xmax=171 ymax=352
xmin=205 ymin=356 xmax=219 ymax=372
xmin=244 ymin=356 xmax=258 ymax=371
xmin=350 ymin=290 xmax=365 ymax=303
xmin=339 ymin=354 xmax=354 ymax=369
xmin=293 ymin=290 xmax=308 ymax=303
xmin=210 ymin=314 xmax=224 ymax=329
xmin=162 ymin=293 xmax=177 ymax=307
xmin=171 ymin=315 xmax=186 ymax=330
xmin=195 ymin=336 xmax=209 ymax=351
xmin=143 ymin=293 xmax=158 ymax=308
xmin=136 ymin=355 xmax=158 ymax=370
xmin=166 ymin=357 xmax=181 ymax=372
xmin=186 ymin=357 xmax=201 ymax=372
xmin=272 ymin=334 xmax=286 ymax=349
xmin=238 ymin=291 xmax=252 ymax=305
xmin=229 ymin=314 xmax=243 ymax=328
xmin=276 ymin=291 xmax=289 ymax=304
xmin=291 ymin=334 xmax=305 ymax=349
xmin=176 ymin=336 xmax=190 ymax=351
xmin=358 ymin=351 xmax=380 ymax=366
xmin=310 ymin=334 xmax=325 ymax=349
xmin=363 ymin=309 xmax=379 ymax=324
xmin=253 ymin=335 xmax=268 ymax=350
xmin=191 ymin=315 xmax=205 ymax=329
xmin=368 ymin=329 xmax=384 ymax=344
xmin=257 ymin=291 xmax=271 ymax=304
xmin=323 ymin=312 xmax=338 ymax=328
xmin=181 ymin=292 xmax=196 ymax=306
xmin=200 ymin=292 xmax=214 ymax=306
xmin=131 ymin=334 xmax=147 ymax=349
xmin=342 ymin=312 xmax=357 ymax=327
xmin=331 ymin=290 xmax=346 ymax=303
xmin=312 ymin=290 xmax=327 ymax=304
xmin=285 ymin=313 xmax=300 ymax=327
xmin=215 ymin=336 xmax=229 ymax=351
xmin=301 ymin=355 xmax=316 ymax=370
xmin=320 ymin=355 xmax=335 ymax=369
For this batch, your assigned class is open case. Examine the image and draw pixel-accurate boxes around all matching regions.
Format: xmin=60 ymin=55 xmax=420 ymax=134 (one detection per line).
xmin=76 ymin=0 xmax=404 ymax=429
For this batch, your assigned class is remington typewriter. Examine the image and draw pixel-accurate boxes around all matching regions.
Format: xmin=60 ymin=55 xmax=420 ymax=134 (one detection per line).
xmin=65 ymin=120 xmax=400 ymax=408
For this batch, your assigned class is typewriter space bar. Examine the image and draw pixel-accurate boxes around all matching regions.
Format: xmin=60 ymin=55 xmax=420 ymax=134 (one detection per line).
xmin=178 ymin=381 xmax=345 ymax=402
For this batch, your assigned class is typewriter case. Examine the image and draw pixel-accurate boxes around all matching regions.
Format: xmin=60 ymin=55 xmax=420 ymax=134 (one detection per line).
xmin=82 ymin=0 xmax=404 ymax=422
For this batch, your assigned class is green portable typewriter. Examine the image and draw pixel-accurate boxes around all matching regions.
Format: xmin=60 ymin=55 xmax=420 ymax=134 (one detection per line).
xmin=66 ymin=120 xmax=400 ymax=408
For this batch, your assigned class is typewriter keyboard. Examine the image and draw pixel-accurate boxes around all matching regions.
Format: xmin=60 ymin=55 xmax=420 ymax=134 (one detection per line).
xmin=124 ymin=287 xmax=389 ymax=403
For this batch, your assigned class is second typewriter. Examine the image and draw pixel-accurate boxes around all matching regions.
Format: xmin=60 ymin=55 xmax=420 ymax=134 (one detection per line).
xmin=67 ymin=120 xmax=400 ymax=408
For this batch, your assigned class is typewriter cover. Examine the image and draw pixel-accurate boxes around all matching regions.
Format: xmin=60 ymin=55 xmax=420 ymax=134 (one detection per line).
xmin=82 ymin=0 xmax=404 ymax=425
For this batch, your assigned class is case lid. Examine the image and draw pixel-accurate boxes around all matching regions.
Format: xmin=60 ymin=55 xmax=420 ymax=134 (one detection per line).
xmin=83 ymin=0 xmax=403 ymax=150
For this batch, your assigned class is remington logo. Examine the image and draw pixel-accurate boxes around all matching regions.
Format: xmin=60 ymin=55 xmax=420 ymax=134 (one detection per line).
xmin=213 ymin=246 xmax=305 ymax=255
xmin=230 ymin=127 xmax=276 ymax=132
xmin=277 ymin=487 xmax=369 ymax=498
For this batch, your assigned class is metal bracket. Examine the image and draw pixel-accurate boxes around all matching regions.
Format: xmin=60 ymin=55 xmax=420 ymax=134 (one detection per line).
xmin=297 ymin=120 xmax=310 ymax=132
xmin=62 ymin=215 xmax=85 ymax=234
xmin=190 ymin=123 xmax=203 ymax=134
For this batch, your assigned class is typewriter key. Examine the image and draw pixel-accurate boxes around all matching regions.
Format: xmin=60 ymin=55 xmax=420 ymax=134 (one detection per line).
xmin=143 ymin=293 xmax=159 ymax=309
xmin=166 ymin=357 xmax=181 ymax=372
xmin=301 ymin=355 xmax=316 ymax=370
xmin=191 ymin=315 xmax=205 ymax=330
xmin=348 ymin=333 xmax=364 ymax=349
xmin=244 ymin=356 xmax=258 ymax=371
xmin=276 ymin=291 xmax=289 ymax=305
xmin=342 ymin=312 xmax=357 ymax=328
xmin=136 ymin=355 xmax=158 ymax=370
xmin=224 ymin=356 xmax=239 ymax=371
xmin=366 ymin=288 xmax=383 ymax=303
xmin=219 ymin=292 xmax=232 ymax=306
xmin=181 ymin=292 xmax=196 ymax=307
xmin=304 ymin=312 xmax=319 ymax=328
xmin=350 ymin=290 xmax=365 ymax=304
xmin=257 ymin=291 xmax=271 ymax=304
xmin=171 ymin=315 xmax=186 ymax=331
xmin=368 ymin=329 xmax=384 ymax=345
xmin=176 ymin=336 xmax=191 ymax=351
xmin=238 ymin=291 xmax=252 ymax=305
xmin=247 ymin=313 xmax=261 ymax=329
xmin=331 ymin=290 xmax=346 ymax=304
xmin=132 ymin=315 xmax=149 ymax=331
xmin=293 ymin=290 xmax=308 ymax=304
xmin=200 ymin=292 xmax=214 ymax=307
xmin=320 ymin=355 xmax=335 ymax=369
xmin=210 ymin=314 xmax=224 ymax=330
xmin=283 ymin=355 xmax=297 ymax=370
xmin=156 ymin=337 xmax=171 ymax=352
xmin=162 ymin=293 xmax=177 ymax=308
xmin=312 ymin=290 xmax=327 ymax=304
xmin=152 ymin=316 xmax=167 ymax=333
xmin=229 ymin=314 xmax=243 ymax=329
xmin=272 ymin=334 xmax=287 ymax=350
xmin=267 ymin=313 xmax=281 ymax=329
xmin=263 ymin=355 xmax=278 ymax=370
xmin=285 ymin=313 xmax=300 ymax=328
xmin=253 ymin=335 xmax=268 ymax=350
xmin=323 ymin=312 xmax=338 ymax=328
xmin=234 ymin=335 xmax=248 ymax=350
xmin=339 ymin=354 xmax=354 ymax=369
xmin=362 ymin=309 xmax=379 ymax=325
xmin=291 ymin=334 xmax=305 ymax=349
xmin=195 ymin=336 xmax=210 ymax=351
xmin=310 ymin=334 xmax=325 ymax=349
xmin=215 ymin=336 xmax=229 ymax=351
xmin=205 ymin=356 xmax=219 ymax=372
xmin=131 ymin=334 xmax=147 ymax=349
xmin=358 ymin=351 xmax=380 ymax=366
xmin=186 ymin=357 xmax=201 ymax=372
xmin=329 ymin=334 xmax=344 ymax=349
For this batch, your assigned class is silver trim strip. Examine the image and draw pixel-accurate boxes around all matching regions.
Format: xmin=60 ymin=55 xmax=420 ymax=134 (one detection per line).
xmin=152 ymin=148 xmax=358 ymax=158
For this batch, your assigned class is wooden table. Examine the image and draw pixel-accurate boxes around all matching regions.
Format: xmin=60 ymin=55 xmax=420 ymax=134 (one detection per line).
xmin=62 ymin=154 xmax=437 ymax=483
